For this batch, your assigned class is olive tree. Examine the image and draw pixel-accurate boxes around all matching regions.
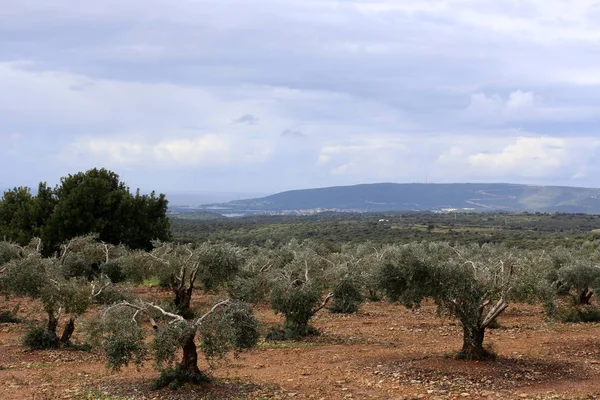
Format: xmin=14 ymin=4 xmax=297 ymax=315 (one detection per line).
xmin=0 ymin=241 xmax=24 ymax=266
xmin=91 ymin=241 xmax=259 ymax=386
xmin=97 ymin=299 xmax=258 ymax=383
xmin=227 ymin=245 xmax=287 ymax=304
xmin=556 ymin=260 xmax=600 ymax=305
xmin=325 ymin=248 xmax=366 ymax=314
xmin=378 ymin=242 xmax=548 ymax=360
xmin=147 ymin=242 xmax=245 ymax=316
xmin=0 ymin=237 xmax=117 ymax=346
xmin=267 ymin=241 xmax=333 ymax=338
xmin=544 ymin=244 xmax=600 ymax=306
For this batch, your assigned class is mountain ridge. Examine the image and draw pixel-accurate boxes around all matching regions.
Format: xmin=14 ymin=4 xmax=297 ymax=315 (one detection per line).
xmin=198 ymin=183 xmax=600 ymax=215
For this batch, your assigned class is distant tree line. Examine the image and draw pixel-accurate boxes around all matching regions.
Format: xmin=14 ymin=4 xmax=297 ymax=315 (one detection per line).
xmin=170 ymin=211 xmax=600 ymax=250
xmin=0 ymin=168 xmax=170 ymax=254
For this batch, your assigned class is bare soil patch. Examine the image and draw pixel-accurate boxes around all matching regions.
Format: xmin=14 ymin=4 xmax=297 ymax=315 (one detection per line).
xmin=1 ymin=290 xmax=600 ymax=399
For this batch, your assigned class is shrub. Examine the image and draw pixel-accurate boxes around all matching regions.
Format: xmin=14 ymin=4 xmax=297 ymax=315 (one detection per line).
xmin=329 ymin=278 xmax=364 ymax=314
xmin=0 ymin=310 xmax=20 ymax=323
xmin=23 ymin=325 xmax=59 ymax=350
xmin=228 ymin=273 xmax=272 ymax=304
xmin=99 ymin=261 xmax=125 ymax=283
xmin=93 ymin=285 xmax=130 ymax=305
xmin=270 ymin=283 xmax=322 ymax=336
xmin=150 ymin=367 xmax=209 ymax=390
xmin=558 ymin=306 xmax=600 ymax=323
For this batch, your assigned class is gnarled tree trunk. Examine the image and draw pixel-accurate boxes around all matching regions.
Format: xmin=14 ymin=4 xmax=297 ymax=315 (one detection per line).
xmin=60 ymin=317 xmax=75 ymax=344
xmin=46 ymin=311 xmax=59 ymax=335
xmin=179 ymin=332 xmax=202 ymax=376
xmin=579 ymin=289 xmax=593 ymax=305
xmin=459 ymin=325 xmax=491 ymax=360
xmin=173 ymin=286 xmax=193 ymax=312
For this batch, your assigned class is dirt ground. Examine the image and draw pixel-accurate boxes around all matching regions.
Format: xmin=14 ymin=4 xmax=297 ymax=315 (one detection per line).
xmin=1 ymin=289 xmax=600 ymax=400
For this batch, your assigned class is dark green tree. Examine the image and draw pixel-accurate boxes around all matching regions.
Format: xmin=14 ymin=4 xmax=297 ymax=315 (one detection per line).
xmin=41 ymin=168 xmax=170 ymax=252
xmin=0 ymin=187 xmax=36 ymax=245
xmin=0 ymin=183 xmax=58 ymax=246
xmin=1 ymin=169 xmax=170 ymax=253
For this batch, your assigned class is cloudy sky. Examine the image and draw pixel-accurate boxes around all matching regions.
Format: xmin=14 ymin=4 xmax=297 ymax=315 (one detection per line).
xmin=2 ymin=0 xmax=600 ymax=198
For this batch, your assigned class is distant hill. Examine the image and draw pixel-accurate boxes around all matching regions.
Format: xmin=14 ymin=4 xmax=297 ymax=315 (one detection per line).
xmin=198 ymin=183 xmax=600 ymax=215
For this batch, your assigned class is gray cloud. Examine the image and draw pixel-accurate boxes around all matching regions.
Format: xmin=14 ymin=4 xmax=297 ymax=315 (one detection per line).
xmin=1 ymin=1 xmax=600 ymax=192
xmin=281 ymin=129 xmax=305 ymax=138
xmin=232 ymin=114 xmax=259 ymax=125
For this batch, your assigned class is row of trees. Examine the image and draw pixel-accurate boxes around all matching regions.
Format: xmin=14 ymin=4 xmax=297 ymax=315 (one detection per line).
xmin=0 ymin=168 xmax=171 ymax=254
xmin=171 ymin=211 xmax=600 ymax=250
xmin=0 ymin=237 xmax=259 ymax=387
xmin=3 ymin=235 xmax=600 ymax=388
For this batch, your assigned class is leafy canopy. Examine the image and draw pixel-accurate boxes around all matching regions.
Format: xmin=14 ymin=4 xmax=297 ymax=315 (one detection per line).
xmin=0 ymin=168 xmax=170 ymax=253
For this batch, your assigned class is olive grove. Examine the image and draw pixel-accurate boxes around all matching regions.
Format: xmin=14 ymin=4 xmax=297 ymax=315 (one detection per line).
xmin=1 ymin=229 xmax=600 ymax=391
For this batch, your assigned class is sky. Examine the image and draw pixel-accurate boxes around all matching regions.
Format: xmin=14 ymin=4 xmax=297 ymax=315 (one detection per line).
xmin=2 ymin=0 xmax=600 ymax=198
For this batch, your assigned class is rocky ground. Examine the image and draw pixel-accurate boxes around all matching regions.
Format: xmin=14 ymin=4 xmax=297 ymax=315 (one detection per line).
xmin=1 ymin=289 xmax=599 ymax=399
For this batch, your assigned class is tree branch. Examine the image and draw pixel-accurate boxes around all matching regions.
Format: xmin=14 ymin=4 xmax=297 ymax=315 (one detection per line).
xmin=304 ymin=261 xmax=310 ymax=283
xmin=104 ymin=301 xmax=175 ymax=329
xmin=146 ymin=252 xmax=170 ymax=266
xmin=102 ymin=243 xmax=110 ymax=263
xmin=91 ymin=279 xmax=111 ymax=298
xmin=189 ymin=263 xmax=200 ymax=290
xmin=145 ymin=302 xmax=186 ymax=325
xmin=312 ymin=292 xmax=334 ymax=314
xmin=258 ymin=262 xmax=272 ymax=273
xmin=481 ymin=297 xmax=508 ymax=328
xmin=60 ymin=239 xmax=74 ymax=264
xmin=184 ymin=247 xmax=195 ymax=263
xmin=194 ymin=299 xmax=232 ymax=326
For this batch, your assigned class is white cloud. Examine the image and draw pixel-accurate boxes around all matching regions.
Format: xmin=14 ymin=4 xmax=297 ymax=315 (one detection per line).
xmin=435 ymin=135 xmax=600 ymax=180
xmin=467 ymin=137 xmax=566 ymax=177
xmin=465 ymin=90 xmax=536 ymax=123
xmin=317 ymin=138 xmax=413 ymax=180
xmin=75 ymin=139 xmax=143 ymax=164
xmin=65 ymin=134 xmax=272 ymax=168
xmin=463 ymin=90 xmax=600 ymax=125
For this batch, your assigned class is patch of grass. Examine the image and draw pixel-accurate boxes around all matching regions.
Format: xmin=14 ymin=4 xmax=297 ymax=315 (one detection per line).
xmin=24 ymin=361 xmax=55 ymax=369
xmin=264 ymin=324 xmax=320 ymax=341
xmin=0 ymin=310 xmax=21 ymax=323
xmin=559 ymin=306 xmax=600 ymax=323
xmin=142 ymin=279 xmax=160 ymax=287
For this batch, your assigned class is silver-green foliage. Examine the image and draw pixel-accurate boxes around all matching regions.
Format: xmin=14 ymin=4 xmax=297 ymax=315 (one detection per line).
xmin=268 ymin=241 xmax=333 ymax=334
xmin=96 ymin=299 xmax=259 ymax=377
xmin=377 ymin=242 xmax=551 ymax=359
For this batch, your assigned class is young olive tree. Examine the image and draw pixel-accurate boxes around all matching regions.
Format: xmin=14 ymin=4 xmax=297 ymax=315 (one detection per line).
xmin=92 ymin=242 xmax=259 ymax=386
xmin=227 ymin=245 xmax=288 ymax=304
xmin=325 ymin=249 xmax=366 ymax=314
xmin=545 ymin=244 xmax=600 ymax=306
xmin=97 ymin=299 xmax=258 ymax=382
xmin=268 ymin=241 xmax=333 ymax=338
xmin=0 ymin=241 xmax=24 ymax=267
xmin=0 ymin=237 xmax=116 ymax=346
xmin=378 ymin=242 xmax=548 ymax=360
xmin=556 ymin=260 xmax=600 ymax=306
xmin=147 ymin=242 xmax=244 ymax=316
